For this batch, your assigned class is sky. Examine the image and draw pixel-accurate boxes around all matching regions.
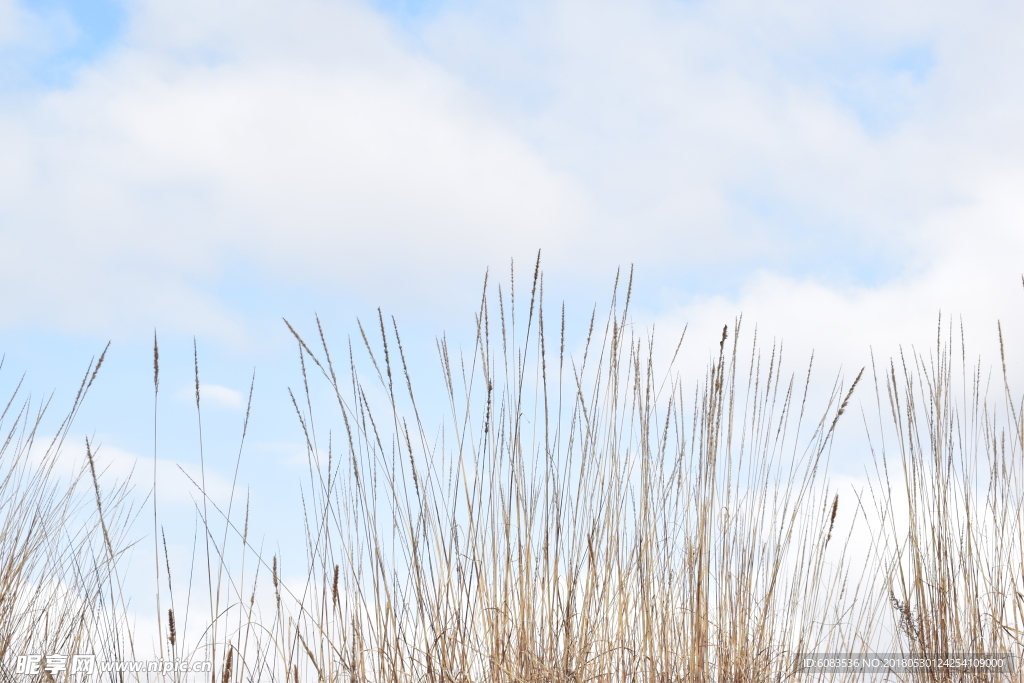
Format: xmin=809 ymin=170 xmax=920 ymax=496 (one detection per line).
xmin=4 ymin=0 xmax=1024 ymax=648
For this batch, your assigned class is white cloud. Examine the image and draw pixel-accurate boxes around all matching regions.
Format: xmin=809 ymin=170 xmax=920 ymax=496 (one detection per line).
xmin=0 ymin=0 xmax=24 ymax=48
xmin=0 ymin=0 xmax=57 ymax=51
xmin=200 ymin=382 xmax=244 ymax=409
xmin=416 ymin=0 xmax=1024 ymax=375
xmin=172 ymin=382 xmax=244 ymax=408
xmin=31 ymin=437 xmax=236 ymax=506
xmin=0 ymin=0 xmax=589 ymax=336
xmin=417 ymin=1 xmax=1024 ymax=280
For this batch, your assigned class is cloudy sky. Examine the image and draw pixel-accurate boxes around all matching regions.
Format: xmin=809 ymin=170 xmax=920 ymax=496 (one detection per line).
xmin=4 ymin=0 xmax=1023 ymax=334
xmin=4 ymin=0 xmax=1024 ymax=613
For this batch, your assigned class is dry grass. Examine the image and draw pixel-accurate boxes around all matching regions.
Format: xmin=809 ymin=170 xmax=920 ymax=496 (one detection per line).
xmin=0 ymin=346 xmax=143 ymax=676
xmin=859 ymin=320 xmax=1024 ymax=681
xmin=2 ymin=264 xmax=1023 ymax=682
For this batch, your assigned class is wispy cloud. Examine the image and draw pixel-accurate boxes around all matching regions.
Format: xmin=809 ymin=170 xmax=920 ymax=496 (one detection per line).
xmin=30 ymin=437 xmax=236 ymax=506
xmin=173 ymin=383 xmax=244 ymax=409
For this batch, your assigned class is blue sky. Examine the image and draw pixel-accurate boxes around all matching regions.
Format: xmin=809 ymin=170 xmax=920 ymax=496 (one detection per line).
xmin=2 ymin=0 xmax=123 ymax=88
xmin=4 ymin=0 xmax=1024 ymax=649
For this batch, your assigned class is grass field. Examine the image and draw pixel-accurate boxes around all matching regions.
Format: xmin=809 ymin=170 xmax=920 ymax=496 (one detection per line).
xmin=2 ymin=263 xmax=1023 ymax=682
